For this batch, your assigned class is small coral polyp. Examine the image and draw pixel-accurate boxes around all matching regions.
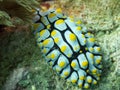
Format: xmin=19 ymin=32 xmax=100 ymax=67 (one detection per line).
xmin=33 ymin=8 xmax=102 ymax=89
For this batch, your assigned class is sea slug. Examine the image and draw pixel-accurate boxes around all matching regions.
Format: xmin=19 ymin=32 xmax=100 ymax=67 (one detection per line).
xmin=33 ymin=8 xmax=102 ymax=89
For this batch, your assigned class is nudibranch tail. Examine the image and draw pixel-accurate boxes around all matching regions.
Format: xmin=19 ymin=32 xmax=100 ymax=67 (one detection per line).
xmin=33 ymin=8 xmax=102 ymax=89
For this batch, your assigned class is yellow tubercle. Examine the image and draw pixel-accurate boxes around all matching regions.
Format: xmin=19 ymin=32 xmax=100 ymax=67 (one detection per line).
xmin=79 ymin=76 xmax=85 ymax=80
xmin=84 ymin=84 xmax=89 ymax=89
xmin=71 ymin=79 xmax=77 ymax=83
xmin=69 ymin=16 xmax=74 ymax=19
xmin=74 ymin=45 xmax=80 ymax=51
xmin=48 ymin=13 xmax=56 ymax=18
xmin=51 ymin=30 xmax=56 ymax=36
xmin=87 ymin=32 xmax=91 ymax=36
xmin=78 ymin=83 xmax=82 ymax=88
xmin=90 ymin=53 xmax=94 ymax=59
xmin=59 ymin=61 xmax=65 ymax=67
xmin=61 ymin=75 xmax=65 ymax=78
xmin=67 ymin=54 xmax=72 ymax=58
xmin=71 ymin=62 xmax=76 ymax=68
xmin=76 ymin=20 xmax=82 ymax=24
xmin=89 ymin=38 xmax=95 ymax=42
xmin=87 ymin=79 xmax=92 ymax=83
xmin=86 ymin=69 xmax=89 ymax=73
xmin=90 ymin=47 xmax=94 ymax=51
xmin=42 ymin=39 xmax=50 ymax=46
xmin=49 ymin=61 xmax=53 ymax=66
xmin=92 ymin=69 xmax=97 ymax=73
xmin=47 ymin=24 xmax=51 ymax=29
xmin=56 ymin=8 xmax=62 ymax=13
xmin=56 ymin=68 xmax=60 ymax=72
xmin=96 ymin=59 xmax=101 ymax=64
xmin=62 ymin=16 xmax=67 ymax=18
xmin=56 ymin=19 xmax=64 ymax=25
xmin=50 ymin=53 xmax=55 ymax=59
xmin=97 ymin=73 xmax=101 ymax=76
xmin=81 ymin=34 xmax=85 ymax=38
xmin=47 ymin=55 xmax=50 ymax=59
xmin=97 ymin=77 xmax=100 ymax=80
xmin=80 ymin=50 xmax=82 ymax=53
xmin=69 ymin=16 xmax=74 ymax=22
xmin=43 ymin=48 xmax=47 ymax=53
xmin=84 ymin=39 xmax=86 ymax=44
xmin=64 ymin=71 xmax=69 ymax=76
xmin=93 ymin=80 xmax=97 ymax=85
xmin=85 ymin=47 xmax=88 ymax=50
xmin=60 ymin=45 xmax=67 ymax=52
xmin=76 ymin=26 xmax=82 ymax=31
xmin=96 ymin=47 xmax=101 ymax=51
xmin=40 ymin=30 xmax=46 ymax=36
xmin=37 ymin=43 xmax=42 ymax=47
xmin=69 ymin=33 xmax=76 ymax=41
xmin=82 ymin=61 xmax=88 ymax=67
xmin=54 ymin=38 xmax=59 ymax=43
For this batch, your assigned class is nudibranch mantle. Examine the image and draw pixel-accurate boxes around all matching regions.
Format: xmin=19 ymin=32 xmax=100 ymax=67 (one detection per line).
xmin=33 ymin=8 xmax=102 ymax=89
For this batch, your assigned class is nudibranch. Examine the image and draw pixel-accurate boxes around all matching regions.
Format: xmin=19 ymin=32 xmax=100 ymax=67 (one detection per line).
xmin=33 ymin=8 xmax=102 ymax=89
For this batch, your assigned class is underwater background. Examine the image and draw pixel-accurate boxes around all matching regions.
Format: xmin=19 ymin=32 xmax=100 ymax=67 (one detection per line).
xmin=0 ymin=0 xmax=120 ymax=90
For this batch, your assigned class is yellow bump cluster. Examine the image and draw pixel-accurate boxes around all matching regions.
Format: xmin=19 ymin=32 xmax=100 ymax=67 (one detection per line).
xmin=71 ymin=79 xmax=77 ymax=83
xmin=51 ymin=30 xmax=56 ymax=36
xmin=54 ymin=38 xmax=59 ymax=43
xmin=89 ymin=38 xmax=95 ymax=42
xmin=42 ymin=39 xmax=50 ymax=46
xmin=92 ymin=69 xmax=97 ymax=73
xmin=87 ymin=78 xmax=92 ymax=83
xmin=56 ymin=8 xmax=62 ymax=13
xmin=90 ymin=53 xmax=94 ymax=59
xmin=48 ymin=13 xmax=56 ymax=18
xmin=49 ymin=61 xmax=53 ymax=66
xmin=84 ymin=84 xmax=89 ymax=89
xmin=64 ymin=71 xmax=69 ymax=76
xmin=78 ymin=83 xmax=82 ymax=88
xmin=93 ymin=80 xmax=97 ymax=84
xmin=59 ymin=61 xmax=65 ymax=67
xmin=96 ymin=59 xmax=101 ymax=64
xmin=80 ymin=50 xmax=83 ymax=53
xmin=50 ymin=53 xmax=55 ymax=59
xmin=71 ymin=62 xmax=76 ymax=68
xmin=56 ymin=19 xmax=64 ymax=25
xmin=89 ymin=47 xmax=94 ymax=52
xmin=81 ymin=34 xmax=85 ymax=38
xmin=74 ymin=45 xmax=80 ymax=51
xmin=76 ymin=26 xmax=82 ymax=31
xmin=47 ymin=24 xmax=51 ymax=29
xmin=79 ymin=76 xmax=85 ymax=80
xmin=40 ymin=30 xmax=46 ymax=36
xmin=69 ymin=33 xmax=76 ymax=41
xmin=96 ymin=47 xmax=101 ymax=51
xmin=60 ymin=45 xmax=67 ymax=52
xmin=56 ymin=67 xmax=61 ymax=72
xmin=76 ymin=20 xmax=82 ymax=24
xmin=82 ymin=61 xmax=88 ymax=67
xmin=42 ymin=48 xmax=47 ymax=53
